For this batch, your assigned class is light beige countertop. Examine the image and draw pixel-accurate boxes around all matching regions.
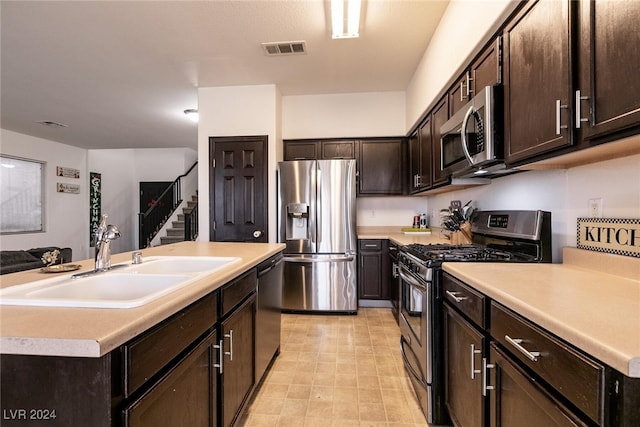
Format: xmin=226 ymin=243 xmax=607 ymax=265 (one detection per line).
xmin=443 ymin=247 xmax=640 ymax=378
xmin=0 ymin=241 xmax=285 ymax=358
xmin=357 ymin=225 xmax=450 ymax=245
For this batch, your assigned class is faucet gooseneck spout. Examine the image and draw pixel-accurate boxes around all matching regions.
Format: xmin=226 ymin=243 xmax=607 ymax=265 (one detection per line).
xmin=94 ymin=214 xmax=121 ymax=271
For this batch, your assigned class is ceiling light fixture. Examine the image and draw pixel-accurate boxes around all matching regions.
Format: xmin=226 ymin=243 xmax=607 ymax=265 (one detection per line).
xmin=331 ymin=0 xmax=361 ymax=39
xmin=183 ymin=109 xmax=199 ymax=123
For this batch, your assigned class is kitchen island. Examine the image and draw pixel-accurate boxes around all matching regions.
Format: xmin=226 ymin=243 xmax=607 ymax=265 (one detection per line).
xmin=0 ymin=241 xmax=285 ymax=427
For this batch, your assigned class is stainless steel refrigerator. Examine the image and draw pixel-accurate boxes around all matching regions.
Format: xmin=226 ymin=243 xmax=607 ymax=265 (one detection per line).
xmin=277 ymin=159 xmax=357 ymax=313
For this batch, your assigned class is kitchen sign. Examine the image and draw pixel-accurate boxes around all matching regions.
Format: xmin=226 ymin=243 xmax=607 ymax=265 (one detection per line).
xmin=577 ymin=218 xmax=640 ymax=258
xmin=89 ymin=172 xmax=101 ymax=247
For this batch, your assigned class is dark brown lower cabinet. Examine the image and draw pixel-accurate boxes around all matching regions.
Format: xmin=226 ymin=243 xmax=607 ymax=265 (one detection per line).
xmin=221 ymin=294 xmax=256 ymax=427
xmin=357 ymin=239 xmax=390 ymax=300
xmin=124 ymin=330 xmax=218 ymax=427
xmin=444 ymin=304 xmax=486 ymax=427
xmin=489 ymin=342 xmax=589 ymax=427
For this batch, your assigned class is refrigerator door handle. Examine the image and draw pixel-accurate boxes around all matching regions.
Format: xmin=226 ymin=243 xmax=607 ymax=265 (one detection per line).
xmin=283 ymin=255 xmax=355 ymax=263
xmin=316 ymin=164 xmax=322 ymax=245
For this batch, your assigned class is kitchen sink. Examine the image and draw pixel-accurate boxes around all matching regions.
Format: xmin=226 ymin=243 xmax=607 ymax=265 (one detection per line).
xmin=120 ymin=256 xmax=241 ymax=275
xmin=0 ymin=256 xmax=241 ymax=309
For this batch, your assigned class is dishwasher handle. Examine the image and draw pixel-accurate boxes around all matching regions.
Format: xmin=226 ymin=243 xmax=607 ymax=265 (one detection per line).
xmin=257 ymin=254 xmax=283 ymax=277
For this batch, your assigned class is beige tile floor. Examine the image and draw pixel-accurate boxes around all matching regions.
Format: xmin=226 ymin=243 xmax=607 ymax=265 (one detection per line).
xmin=239 ymin=308 xmax=430 ymax=427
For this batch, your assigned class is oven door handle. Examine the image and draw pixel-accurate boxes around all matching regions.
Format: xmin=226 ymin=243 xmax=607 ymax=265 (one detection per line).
xmin=399 ymin=267 xmax=426 ymax=291
xmin=400 ymin=335 xmax=428 ymax=389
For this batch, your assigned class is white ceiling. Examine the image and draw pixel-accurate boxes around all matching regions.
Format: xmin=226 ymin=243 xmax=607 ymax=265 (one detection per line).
xmin=1 ymin=0 xmax=449 ymax=150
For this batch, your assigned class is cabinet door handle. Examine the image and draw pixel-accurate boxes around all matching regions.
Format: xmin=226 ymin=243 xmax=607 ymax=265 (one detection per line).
xmin=555 ymin=99 xmax=569 ymax=135
xmin=225 ymin=330 xmax=234 ymax=361
xmin=445 ymin=290 xmax=467 ymax=303
xmin=470 ymin=343 xmax=482 ymax=379
xmin=482 ymin=357 xmax=495 ymax=396
xmin=505 ymin=335 xmax=541 ymax=362
xmin=466 ymin=73 xmax=473 ymax=98
xmin=460 ymin=81 xmax=465 ymax=102
xmin=213 ymin=339 xmax=224 ymax=374
xmin=575 ymin=89 xmax=589 ymax=129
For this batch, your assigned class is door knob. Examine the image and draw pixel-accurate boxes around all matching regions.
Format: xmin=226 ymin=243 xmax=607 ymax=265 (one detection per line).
xmin=253 ymin=230 xmax=263 ymax=238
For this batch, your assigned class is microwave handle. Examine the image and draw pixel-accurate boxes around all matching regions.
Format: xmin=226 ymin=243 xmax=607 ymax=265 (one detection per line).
xmin=460 ymin=105 xmax=476 ymax=166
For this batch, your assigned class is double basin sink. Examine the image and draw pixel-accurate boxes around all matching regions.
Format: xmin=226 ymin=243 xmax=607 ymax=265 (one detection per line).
xmin=0 ymin=256 xmax=241 ymax=309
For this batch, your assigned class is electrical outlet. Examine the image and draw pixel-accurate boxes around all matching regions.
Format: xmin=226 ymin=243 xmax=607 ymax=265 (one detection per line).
xmin=588 ymin=198 xmax=603 ymax=218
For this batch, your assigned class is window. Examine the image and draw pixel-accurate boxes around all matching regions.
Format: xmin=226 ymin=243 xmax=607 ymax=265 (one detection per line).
xmin=0 ymin=155 xmax=45 ymax=234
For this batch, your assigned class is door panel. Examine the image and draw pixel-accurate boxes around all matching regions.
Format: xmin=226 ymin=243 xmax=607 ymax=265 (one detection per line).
xmin=210 ymin=136 xmax=268 ymax=242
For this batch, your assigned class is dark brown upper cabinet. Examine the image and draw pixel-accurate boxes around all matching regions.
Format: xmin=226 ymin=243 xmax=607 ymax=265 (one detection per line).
xmin=283 ymin=139 xmax=357 ymax=161
xmin=431 ymin=95 xmax=450 ymax=187
xmin=358 ymin=138 xmax=406 ymax=196
xmin=409 ymin=117 xmax=432 ymax=193
xmin=449 ymin=37 xmax=502 ymax=118
xmin=503 ymin=0 xmax=574 ymax=165
xmin=472 ymin=37 xmax=502 ymax=94
xmin=576 ymin=0 xmax=640 ymax=142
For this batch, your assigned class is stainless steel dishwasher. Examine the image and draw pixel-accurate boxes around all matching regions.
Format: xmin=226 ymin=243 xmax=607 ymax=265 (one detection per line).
xmin=255 ymin=252 xmax=284 ymax=383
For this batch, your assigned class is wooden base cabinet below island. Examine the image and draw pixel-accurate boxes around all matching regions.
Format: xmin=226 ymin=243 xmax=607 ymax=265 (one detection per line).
xmin=0 ymin=259 xmax=282 ymax=427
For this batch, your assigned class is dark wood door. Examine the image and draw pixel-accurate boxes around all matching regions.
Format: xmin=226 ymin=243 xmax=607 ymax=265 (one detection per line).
xmin=472 ymin=37 xmax=502 ymax=93
xmin=210 ymin=136 xmax=268 ymax=242
xmin=578 ymin=0 xmax=640 ymax=141
xmin=124 ymin=330 xmax=217 ymax=427
xmin=418 ymin=117 xmax=432 ymax=190
xmin=504 ymin=0 xmax=573 ymax=164
xmin=358 ymin=139 xmax=405 ymax=195
xmin=221 ymin=294 xmax=256 ymax=427
xmin=489 ymin=343 xmax=589 ymax=427
xmin=431 ymin=95 xmax=449 ymax=186
xmin=444 ymin=304 xmax=486 ymax=427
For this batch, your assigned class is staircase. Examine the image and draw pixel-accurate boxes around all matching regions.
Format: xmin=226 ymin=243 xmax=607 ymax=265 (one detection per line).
xmin=160 ymin=195 xmax=198 ymax=245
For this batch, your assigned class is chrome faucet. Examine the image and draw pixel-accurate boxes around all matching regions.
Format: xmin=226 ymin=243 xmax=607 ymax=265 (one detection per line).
xmin=94 ymin=214 xmax=120 ymax=271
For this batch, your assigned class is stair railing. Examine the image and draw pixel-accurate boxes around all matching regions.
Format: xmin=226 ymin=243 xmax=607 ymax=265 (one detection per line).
xmin=184 ymin=200 xmax=198 ymax=242
xmin=138 ymin=161 xmax=197 ymax=249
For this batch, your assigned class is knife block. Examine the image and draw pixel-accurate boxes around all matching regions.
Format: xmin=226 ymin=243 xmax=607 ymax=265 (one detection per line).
xmin=450 ymin=222 xmax=472 ymax=245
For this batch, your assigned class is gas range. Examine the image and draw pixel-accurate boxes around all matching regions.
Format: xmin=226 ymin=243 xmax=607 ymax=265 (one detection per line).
xmin=398 ymin=210 xmax=552 ymax=280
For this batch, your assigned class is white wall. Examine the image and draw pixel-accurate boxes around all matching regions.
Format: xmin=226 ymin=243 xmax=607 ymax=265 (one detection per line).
xmin=406 ymin=0 xmax=514 ymax=130
xmin=197 ymin=85 xmax=280 ymax=243
xmin=1 ymin=129 xmax=88 ymax=260
xmin=282 ymin=92 xmax=406 ymax=138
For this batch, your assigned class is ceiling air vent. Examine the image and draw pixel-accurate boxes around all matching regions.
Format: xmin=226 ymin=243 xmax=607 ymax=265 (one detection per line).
xmin=37 ymin=120 xmax=68 ymax=129
xmin=262 ymin=41 xmax=307 ymax=56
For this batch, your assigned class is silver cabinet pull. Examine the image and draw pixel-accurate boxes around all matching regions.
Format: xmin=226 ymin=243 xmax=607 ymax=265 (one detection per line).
xmin=460 ymin=80 xmax=465 ymax=102
xmin=575 ymin=90 xmax=589 ymax=129
xmin=466 ymin=73 xmax=474 ymax=98
xmin=445 ymin=290 xmax=467 ymax=303
xmin=505 ymin=335 xmax=541 ymax=362
xmin=213 ymin=339 xmax=224 ymax=374
xmin=482 ymin=357 xmax=495 ymax=396
xmin=225 ymin=330 xmax=234 ymax=361
xmin=470 ymin=344 xmax=482 ymax=379
xmin=555 ymin=99 xmax=568 ymax=135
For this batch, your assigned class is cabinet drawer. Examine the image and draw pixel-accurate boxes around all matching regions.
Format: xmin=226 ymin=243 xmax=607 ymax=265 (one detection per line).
xmin=124 ymin=292 xmax=218 ymax=397
xmin=359 ymin=240 xmax=382 ymax=251
xmin=490 ymin=302 xmax=604 ymax=424
xmin=221 ymin=269 xmax=257 ymax=317
xmin=442 ymin=273 xmax=486 ymax=329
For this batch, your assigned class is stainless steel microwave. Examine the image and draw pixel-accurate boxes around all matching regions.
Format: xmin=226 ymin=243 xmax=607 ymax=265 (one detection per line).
xmin=440 ymin=85 xmax=504 ymax=177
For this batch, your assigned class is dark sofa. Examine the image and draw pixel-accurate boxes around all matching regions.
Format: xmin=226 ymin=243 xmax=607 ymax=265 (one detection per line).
xmin=0 ymin=247 xmax=72 ymax=275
